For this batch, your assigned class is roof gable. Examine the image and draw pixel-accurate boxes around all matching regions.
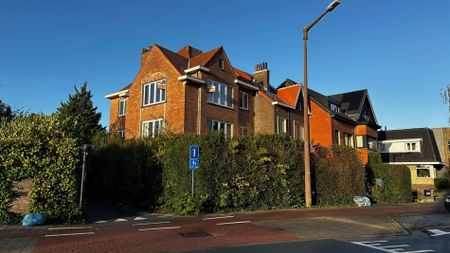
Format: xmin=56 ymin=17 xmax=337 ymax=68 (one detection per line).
xmin=276 ymin=84 xmax=301 ymax=108
xmin=155 ymin=44 xmax=189 ymax=74
xmin=189 ymin=47 xmax=222 ymax=67
xmin=177 ymin=45 xmax=203 ymax=58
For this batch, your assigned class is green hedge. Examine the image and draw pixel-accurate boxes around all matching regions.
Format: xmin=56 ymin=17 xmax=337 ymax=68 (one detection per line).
xmin=313 ymin=145 xmax=366 ymax=206
xmin=90 ymin=133 xmax=373 ymax=215
xmin=89 ymin=133 xmax=162 ymax=209
xmin=368 ymin=152 xmax=412 ymax=203
xmin=434 ymin=178 xmax=450 ymax=190
xmin=0 ymin=115 xmax=81 ymax=223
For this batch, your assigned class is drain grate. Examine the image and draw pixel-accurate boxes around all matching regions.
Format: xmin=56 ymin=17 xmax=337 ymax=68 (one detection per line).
xmin=179 ymin=231 xmax=211 ymax=238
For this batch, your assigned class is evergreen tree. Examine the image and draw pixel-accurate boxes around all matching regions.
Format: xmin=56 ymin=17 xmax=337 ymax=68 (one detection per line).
xmin=0 ymin=99 xmax=13 ymax=121
xmin=57 ymin=82 xmax=104 ymax=144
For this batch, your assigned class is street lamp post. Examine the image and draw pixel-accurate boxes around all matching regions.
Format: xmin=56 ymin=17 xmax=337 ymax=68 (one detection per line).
xmin=303 ymin=0 xmax=341 ymax=208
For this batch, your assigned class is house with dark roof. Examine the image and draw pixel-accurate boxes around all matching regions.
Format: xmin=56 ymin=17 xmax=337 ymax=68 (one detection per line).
xmin=105 ymin=44 xmax=259 ymax=138
xmin=378 ymin=128 xmax=444 ymax=193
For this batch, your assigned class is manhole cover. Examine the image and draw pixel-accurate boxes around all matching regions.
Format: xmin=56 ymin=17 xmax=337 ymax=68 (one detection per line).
xmin=179 ymin=231 xmax=211 ymax=238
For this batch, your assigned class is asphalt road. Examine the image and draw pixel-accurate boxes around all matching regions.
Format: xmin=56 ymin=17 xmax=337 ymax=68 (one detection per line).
xmin=187 ymin=231 xmax=450 ymax=253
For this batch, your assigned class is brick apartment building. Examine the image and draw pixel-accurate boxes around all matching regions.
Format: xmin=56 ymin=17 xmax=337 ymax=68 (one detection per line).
xmin=106 ymin=43 xmax=380 ymax=163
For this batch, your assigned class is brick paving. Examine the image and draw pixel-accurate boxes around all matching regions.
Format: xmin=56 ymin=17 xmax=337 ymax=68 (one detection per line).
xmin=0 ymin=202 xmax=447 ymax=253
xmin=32 ymin=221 xmax=297 ymax=253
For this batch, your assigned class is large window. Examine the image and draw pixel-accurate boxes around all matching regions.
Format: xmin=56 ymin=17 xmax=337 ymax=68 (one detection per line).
xmin=417 ymin=167 xmax=431 ymax=178
xmin=356 ymin=135 xmax=364 ymax=148
xmin=143 ymin=79 xmax=166 ymax=106
xmin=118 ymin=99 xmax=127 ymax=116
xmin=207 ymin=119 xmax=232 ymax=138
xmin=207 ymin=80 xmax=232 ymax=107
xmin=277 ymin=117 xmax=287 ymax=134
xmin=335 ymin=130 xmax=341 ymax=145
xmin=142 ymin=118 xmax=164 ymax=138
xmin=344 ymin=133 xmax=354 ymax=147
xmin=293 ymin=121 xmax=304 ymax=140
xmin=239 ymin=91 xmax=248 ymax=110
xmin=239 ymin=126 xmax=250 ymax=136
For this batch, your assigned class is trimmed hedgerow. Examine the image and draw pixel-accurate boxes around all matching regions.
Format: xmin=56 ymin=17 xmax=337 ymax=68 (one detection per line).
xmin=89 ymin=133 xmax=380 ymax=215
xmin=89 ymin=133 xmax=162 ymax=210
xmin=313 ymin=145 xmax=366 ymax=206
xmin=367 ymin=151 xmax=412 ymax=203
xmin=0 ymin=115 xmax=81 ymax=223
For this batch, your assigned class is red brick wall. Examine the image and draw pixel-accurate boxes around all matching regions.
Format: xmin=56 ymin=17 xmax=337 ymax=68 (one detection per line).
xmin=108 ymin=46 xmax=186 ymax=139
xmin=254 ymin=92 xmax=275 ymax=134
xmin=310 ymin=100 xmax=333 ymax=146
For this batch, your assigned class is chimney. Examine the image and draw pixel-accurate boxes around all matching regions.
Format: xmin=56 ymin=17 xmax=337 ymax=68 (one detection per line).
xmin=253 ymin=62 xmax=270 ymax=90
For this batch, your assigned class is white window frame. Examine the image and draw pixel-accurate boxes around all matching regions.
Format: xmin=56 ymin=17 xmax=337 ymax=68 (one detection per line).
xmin=207 ymin=80 xmax=233 ymax=108
xmin=239 ymin=126 xmax=250 ymax=136
xmin=356 ymin=135 xmax=364 ymax=148
xmin=405 ymin=141 xmax=420 ymax=152
xmin=239 ymin=91 xmax=248 ymax=110
xmin=118 ymin=99 xmax=127 ymax=117
xmin=276 ymin=117 xmax=287 ymax=134
xmin=207 ymin=118 xmax=233 ymax=138
xmin=416 ymin=166 xmax=431 ymax=178
xmin=335 ymin=130 xmax=341 ymax=145
xmin=117 ymin=130 xmax=125 ymax=139
xmin=141 ymin=118 xmax=164 ymax=138
xmin=142 ymin=79 xmax=166 ymax=106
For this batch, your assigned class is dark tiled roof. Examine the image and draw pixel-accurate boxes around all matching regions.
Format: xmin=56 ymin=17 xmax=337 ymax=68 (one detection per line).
xmin=378 ymin=128 xmax=442 ymax=164
xmin=330 ymin=89 xmax=367 ymax=115
xmin=177 ymin=45 xmax=203 ymax=58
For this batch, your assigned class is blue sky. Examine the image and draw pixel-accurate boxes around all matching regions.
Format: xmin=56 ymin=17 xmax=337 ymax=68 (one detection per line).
xmin=1 ymin=0 xmax=449 ymax=129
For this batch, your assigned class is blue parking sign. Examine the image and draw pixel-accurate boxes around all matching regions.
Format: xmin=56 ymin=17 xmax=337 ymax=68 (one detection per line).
xmin=190 ymin=145 xmax=199 ymax=159
xmin=189 ymin=159 xmax=199 ymax=170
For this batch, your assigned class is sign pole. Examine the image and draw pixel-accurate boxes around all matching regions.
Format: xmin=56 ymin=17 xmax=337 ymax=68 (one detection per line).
xmin=191 ymin=170 xmax=194 ymax=198
xmin=79 ymin=145 xmax=87 ymax=209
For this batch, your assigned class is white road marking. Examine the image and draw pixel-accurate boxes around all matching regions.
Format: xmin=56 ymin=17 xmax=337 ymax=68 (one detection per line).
xmin=94 ymin=220 xmax=107 ymax=224
xmin=134 ymin=217 xmax=147 ymax=221
xmin=216 ymin=221 xmax=251 ymax=226
xmin=351 ymin=240 xmax=434 ymax=253
xmin=427 ymin=229 xmax=450 ymax=237
xmin=138 ymin=226 xmax=180 ymax=231
xmin=133 ymin=221 xmax=171 ymax=226
xmin=45 ymin=232 xmax=95 ymax=237
xmin=158 ymin=214 xmax=173 ymax=218
xmin=202 ymin=215 xmax=234 ymax=221
xmin=48 ymin=226 xmax=93 ymax=231
xmin=114 ymin=218 xmax=127 ymax=222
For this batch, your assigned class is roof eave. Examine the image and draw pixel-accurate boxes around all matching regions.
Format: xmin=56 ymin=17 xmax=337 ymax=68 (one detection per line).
xmin=235 ymin=79 xmax=259 ymax=91
xmin=105 ymin=89 xmax=130 ymax=99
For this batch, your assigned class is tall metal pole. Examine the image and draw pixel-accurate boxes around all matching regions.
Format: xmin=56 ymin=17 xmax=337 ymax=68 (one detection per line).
xmin=303 ymin=31 xmax=312 ymax=208
xmin=303 ymin=0 xmax=341 ymax=208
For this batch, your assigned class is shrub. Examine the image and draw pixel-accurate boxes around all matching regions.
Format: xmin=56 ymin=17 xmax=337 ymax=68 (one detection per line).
xmin=313 ymin=145 xmax=366 ymax=206
xmin=434 ymin=178 xmax=450 ymax=190
xmin=369 ymin=164 xmax=412 ymax=203
xmin=89 ymin=133 xmax=162 ymax=209
xmin=0 ymin=115 xmax=81 ymax=223
xmin=0 ymin=167 xmax=8 ymax=223
xmin=367 ymin=151 xmax=412 ymax=203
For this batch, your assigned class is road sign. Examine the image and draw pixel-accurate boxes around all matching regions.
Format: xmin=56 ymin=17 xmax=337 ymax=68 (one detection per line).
xmin=190 ymin=145 xmax=199 ymax=159
xmin=189 ymin=159 xmax=199 ymax=170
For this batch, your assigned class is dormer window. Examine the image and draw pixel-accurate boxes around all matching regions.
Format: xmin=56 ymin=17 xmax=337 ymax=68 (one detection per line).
xmin=362 ymin=110 xmax=370 ymax=121
xmin=330 ymin=103 xmax=339 ymax=113
xmin=219 ymin=58 xmax=225 ymax=70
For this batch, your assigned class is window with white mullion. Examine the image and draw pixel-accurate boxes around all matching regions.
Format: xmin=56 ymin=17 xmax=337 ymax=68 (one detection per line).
xmin=143 ymin=79 xmax=166 ymax=106
xmin=207 ymin=80 xmax=232 ymax=107
xmin=118 ymin=99 xmax=127 ymax=116
xmin=141 ymin=118 xmax=164 ymax=138
xmin=207 ymin=118 xmax=232 ymax=138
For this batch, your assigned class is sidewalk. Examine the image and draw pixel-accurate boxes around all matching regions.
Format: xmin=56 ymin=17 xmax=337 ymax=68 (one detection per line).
xmin=0 ymin=202 xmax=447 ymax=253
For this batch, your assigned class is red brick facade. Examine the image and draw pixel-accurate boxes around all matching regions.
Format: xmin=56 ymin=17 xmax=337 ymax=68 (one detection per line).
xmin=106 ymin=43 xmax=380 ymax=163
